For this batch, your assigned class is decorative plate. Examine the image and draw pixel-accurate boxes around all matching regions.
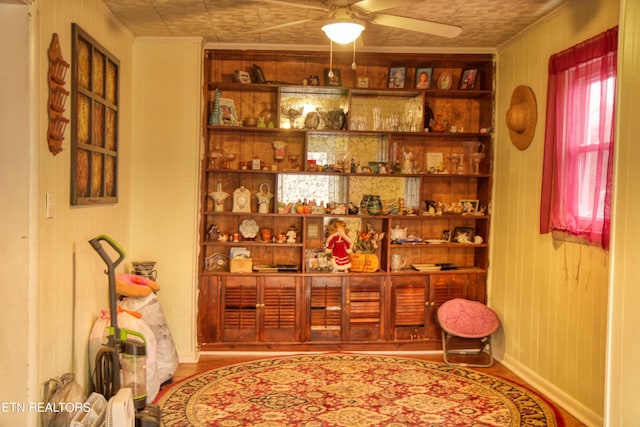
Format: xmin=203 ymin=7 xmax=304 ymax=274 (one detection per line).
xmin=396 ymin=238 xmax=423 ymax=244
xmin=437 ymin=72 xmax=452 ymax=90
xmin=239 ymin=219 xmax=259 ymax=239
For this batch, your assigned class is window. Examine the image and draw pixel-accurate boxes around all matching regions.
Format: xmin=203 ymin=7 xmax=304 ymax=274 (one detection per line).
xmin=540 ymin=27 xmax=618 ymax=250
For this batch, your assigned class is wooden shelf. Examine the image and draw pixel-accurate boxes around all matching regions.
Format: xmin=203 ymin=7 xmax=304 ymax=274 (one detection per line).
xmin=198 ymin=49 xmax=494 ymax=350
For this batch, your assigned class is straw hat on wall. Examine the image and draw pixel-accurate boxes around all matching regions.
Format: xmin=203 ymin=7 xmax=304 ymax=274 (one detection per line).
xmin=506 ymin=85 xmax=537 ymax=150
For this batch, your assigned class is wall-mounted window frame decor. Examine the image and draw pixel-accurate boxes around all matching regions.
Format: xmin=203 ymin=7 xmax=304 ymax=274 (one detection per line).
xmin=70 ymin=23 xmax=119 ymax=205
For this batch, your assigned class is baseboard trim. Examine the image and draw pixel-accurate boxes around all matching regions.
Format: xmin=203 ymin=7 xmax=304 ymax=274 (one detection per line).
xmin=197 ymin=349 xmax=442 ymax=357
xmin=178 ymin=351 xmax=200 ymax=363
xmin=500 ymin=354 xmax=602 ymax=426
xmin=184 ymin=349 xmax=442 ymax=363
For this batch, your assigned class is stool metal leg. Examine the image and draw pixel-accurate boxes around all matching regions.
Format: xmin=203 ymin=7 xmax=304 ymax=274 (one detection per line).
xmin=441 ymin=331 xmax=494 ymax=368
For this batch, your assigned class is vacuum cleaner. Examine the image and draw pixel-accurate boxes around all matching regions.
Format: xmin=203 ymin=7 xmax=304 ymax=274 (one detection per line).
xmin=89 ymin=234 xmax=161 ymax=427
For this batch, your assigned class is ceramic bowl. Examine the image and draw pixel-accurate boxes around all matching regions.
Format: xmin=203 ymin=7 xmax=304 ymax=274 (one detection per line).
xmin=132 ymin=261 xmax=156 ymax=274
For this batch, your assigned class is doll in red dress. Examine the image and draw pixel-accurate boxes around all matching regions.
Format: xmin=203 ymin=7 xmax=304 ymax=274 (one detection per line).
xmin=325 ymin=220 xmax=352 ymax=272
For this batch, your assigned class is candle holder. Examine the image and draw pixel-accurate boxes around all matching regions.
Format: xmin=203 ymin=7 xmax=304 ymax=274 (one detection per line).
xmin=448 ymin=153 xmax=465 ymax=174
xmin=471 ymin=152 xmax=485 ymax=174
xmin=288 ymin=154 xmax=300 ymax=170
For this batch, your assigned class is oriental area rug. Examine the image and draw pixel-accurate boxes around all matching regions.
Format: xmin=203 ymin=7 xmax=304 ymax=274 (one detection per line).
xmin=155 ymin=353 xmax=563 ymax=427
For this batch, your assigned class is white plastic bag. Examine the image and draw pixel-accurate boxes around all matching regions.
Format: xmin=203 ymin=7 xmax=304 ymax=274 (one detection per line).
xmin=42 ymin=373 xmax=86 ymax=427
xmin=88 ymin=310 xmax=160 ymax=403
xmin=118 ymin=293 xmax=179 ymax=384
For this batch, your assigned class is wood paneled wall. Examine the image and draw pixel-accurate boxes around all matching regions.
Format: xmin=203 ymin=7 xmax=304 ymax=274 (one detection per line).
xmin=491 ymin=0 xmax=619 ymax=424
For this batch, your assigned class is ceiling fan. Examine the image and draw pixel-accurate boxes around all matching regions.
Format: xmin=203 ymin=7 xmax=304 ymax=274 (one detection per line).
xmin=248 ymin=0 xmax=462 ymax=42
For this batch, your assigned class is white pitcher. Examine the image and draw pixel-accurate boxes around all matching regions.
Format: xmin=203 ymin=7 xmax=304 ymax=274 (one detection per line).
xmin=391 ymin=253 xmax=407 ymax=272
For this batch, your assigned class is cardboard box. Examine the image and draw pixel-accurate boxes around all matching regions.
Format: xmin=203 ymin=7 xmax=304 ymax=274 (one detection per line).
xmin=230 ymin=258 xmax=252 ymax=273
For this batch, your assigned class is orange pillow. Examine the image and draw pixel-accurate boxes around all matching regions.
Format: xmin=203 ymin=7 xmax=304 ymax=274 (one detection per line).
xmin=116 ymin=273 xmax=160 ymax=297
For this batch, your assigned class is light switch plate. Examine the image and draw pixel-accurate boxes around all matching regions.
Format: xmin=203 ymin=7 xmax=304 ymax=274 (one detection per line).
xmin=45 ymin=192 xmax=54 ymax=218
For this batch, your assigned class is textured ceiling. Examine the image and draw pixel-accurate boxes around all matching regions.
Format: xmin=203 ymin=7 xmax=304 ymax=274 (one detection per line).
xmin=101 ymin=0 xmax=569 ymax=50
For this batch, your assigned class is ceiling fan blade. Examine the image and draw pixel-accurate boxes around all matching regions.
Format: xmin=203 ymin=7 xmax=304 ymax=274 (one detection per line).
xmin=352 ymin=0 xmax=414 ymax=14
xmin=245 ymin=18 xmax=315 ymax=35
xmin=370 ymin=14 xmax=462 ymax=38
xmin=253 ymin=0 xmax=327 ymax=11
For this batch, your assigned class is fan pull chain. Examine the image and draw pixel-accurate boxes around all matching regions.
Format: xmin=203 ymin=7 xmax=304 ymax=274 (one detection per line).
xmin=328 ymin=40 xmax=334 ymax=78
xmin=352 ymin=40 xmax=357 ymax=70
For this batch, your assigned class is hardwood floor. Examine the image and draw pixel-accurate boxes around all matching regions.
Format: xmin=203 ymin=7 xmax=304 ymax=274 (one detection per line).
xmin=166 ymin=352 xmax=586 ymax=426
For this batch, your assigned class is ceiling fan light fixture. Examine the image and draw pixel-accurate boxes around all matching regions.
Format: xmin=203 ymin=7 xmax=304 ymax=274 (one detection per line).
xmin=322 ymin=21 xmax=364 ymax=44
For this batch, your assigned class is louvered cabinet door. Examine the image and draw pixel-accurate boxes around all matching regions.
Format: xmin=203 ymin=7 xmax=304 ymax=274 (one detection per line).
xmin=309 ymin=276 xmax=344 ymax=341
xmin=345 ymin=276 xmax=383 ymax=341
xmin=427 ymin=274 xmax=471 ymax=339
xmin=261 ymin=275 xmax=299 ymax=342
xmin=391 ymin=275 xmax=429 ymax=341
xmin=221 ymin=275 xmax=258 ymax=342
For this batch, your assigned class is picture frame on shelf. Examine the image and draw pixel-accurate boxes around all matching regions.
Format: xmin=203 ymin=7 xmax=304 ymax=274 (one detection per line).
xmin=415 ymin=67 xmax=432 ymax=89
xmin=305 ymin=249 xmax=333 ymax=272
xmin=459 ymin=68 xmax=478 ymax=90
xmin=460 ymin=199 xmax=480 ymax=214
xmin=426 ymin=152 xmax=444 ymax=173
xmin=323 ymin=68 xmax=342 ymax=86
xmin=219 ymin=97 xmax=239 ymax=126
xmin=357 ymin=76 xmax=369 ymax=88
xmin=453 ymin=227 xmax=474 ymax=243
xmin=234 ymin=70 xmax=251 ymax=83
xmin=388 ymin=66 xmax=406 ymax=88
xmin=437 ymin=71 xmax=452 ymax=90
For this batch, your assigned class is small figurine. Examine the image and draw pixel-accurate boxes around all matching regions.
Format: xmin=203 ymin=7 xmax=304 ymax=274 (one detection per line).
xmin=331 ymin=203 xmax=347 ymax=215
xmin=403 ymin=150 xmax=414 ymax=174
xmin=256 ymin=183 xmax=273 ymax=214
xmin=325 ymin=220 xmax=352 ymax=272
xmin=207 ymin=224 xmax=221 ymax=241
xmin=433 ymin=114 xmax=445 ymax=132
xmin=456 ymin=231 xmax=470 ymax=243
xmin=424 ymin=101 xmax=434 ymax=131
xmin=286 ymin=226 xmax=297 ymax=243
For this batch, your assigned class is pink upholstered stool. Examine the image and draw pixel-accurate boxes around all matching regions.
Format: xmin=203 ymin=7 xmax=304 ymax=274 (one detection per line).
xmin=437 ymin=298 xmax=500 ymax=367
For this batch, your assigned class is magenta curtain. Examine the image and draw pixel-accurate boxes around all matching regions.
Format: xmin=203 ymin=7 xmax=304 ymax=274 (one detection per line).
xmin=540 ymin=27 xmax=617 ymax=250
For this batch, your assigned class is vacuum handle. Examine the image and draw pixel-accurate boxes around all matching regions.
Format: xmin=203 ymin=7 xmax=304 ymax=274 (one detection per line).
xmin=89 ymin=234 xmax=126 ymax=270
